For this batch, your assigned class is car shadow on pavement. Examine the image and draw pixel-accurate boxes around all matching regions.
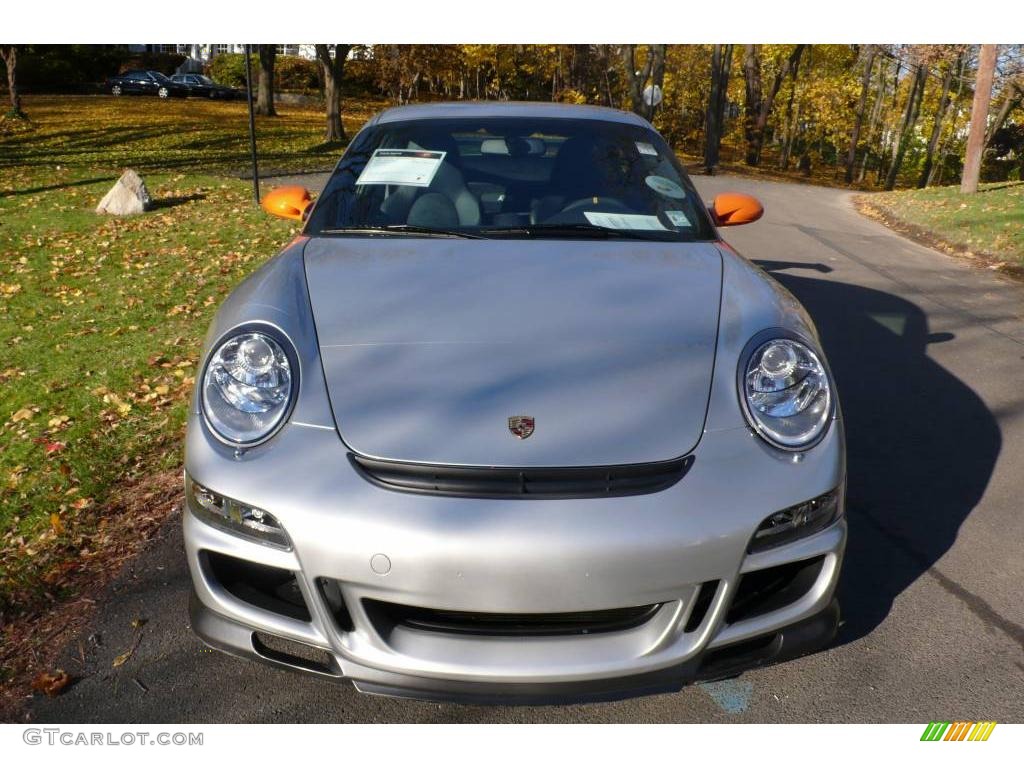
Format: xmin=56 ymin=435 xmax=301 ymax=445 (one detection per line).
xmin=755 ymin=261 xmax=1002 ymax=647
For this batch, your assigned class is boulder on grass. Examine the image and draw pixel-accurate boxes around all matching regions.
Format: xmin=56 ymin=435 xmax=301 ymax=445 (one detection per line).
xmin=96 ymin=169 xmax=152 ymax=215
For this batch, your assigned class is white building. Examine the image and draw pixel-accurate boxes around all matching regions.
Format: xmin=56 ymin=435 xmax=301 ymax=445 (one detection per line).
xmin=132 ymin=44 xmax=321 ymax=63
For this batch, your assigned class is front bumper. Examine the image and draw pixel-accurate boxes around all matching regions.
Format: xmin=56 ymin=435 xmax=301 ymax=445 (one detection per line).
xmin=184 ymin=418 xmax=846 ymax=703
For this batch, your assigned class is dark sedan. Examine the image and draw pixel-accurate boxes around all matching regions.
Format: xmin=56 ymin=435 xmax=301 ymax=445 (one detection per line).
xmin=107 ymin=69 xmax=188 ymax=98
xmin=170 ymin=74 xmax=241 ymax=99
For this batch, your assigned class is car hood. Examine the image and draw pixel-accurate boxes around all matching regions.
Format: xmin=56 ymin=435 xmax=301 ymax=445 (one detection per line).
xmin=303 ymin=237 xmax=722 ymax=467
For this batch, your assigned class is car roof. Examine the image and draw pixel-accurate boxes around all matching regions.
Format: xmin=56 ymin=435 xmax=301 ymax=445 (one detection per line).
xmin=371 ymin=101 xmax=652 ymax=129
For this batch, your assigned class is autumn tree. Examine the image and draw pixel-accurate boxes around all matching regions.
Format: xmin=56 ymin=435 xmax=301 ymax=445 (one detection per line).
xmin=845 ymin=45 xmax=877 ymax=183
xmin=704 ymin=44 xmax=734 ymax=173
xmin=1 ymin=45 xmax=24 ymax=118
xmin=918 ymin=47 xmax=966 ymax=187
xmin=622 ymin=44 xmax=666 ymax=121
xmin=883 ymin=50 xmax=927 ymax=190
xmin=742 ymin=44 xmax=805 ymax=166
xmin=256 ymin=45 xmax=277 ymax=117
xmin=315 ymin=44 xmax=353 ymax=143
xmin=985 ymin=76 xmax=1024 ymax=146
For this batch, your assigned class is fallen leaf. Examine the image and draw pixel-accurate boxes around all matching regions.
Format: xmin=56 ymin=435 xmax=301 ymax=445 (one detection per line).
xmin=31 ymin=670 xmax=71 ymax=697
xmin=11 ymin=407 xmax=35 ymax=423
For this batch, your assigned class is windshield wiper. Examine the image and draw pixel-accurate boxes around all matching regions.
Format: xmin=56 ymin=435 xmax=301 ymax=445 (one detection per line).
xmin=320 ymin=225 xmax=485 ymax=239
xmin=480 ymin=223 xmax=666 ymax=241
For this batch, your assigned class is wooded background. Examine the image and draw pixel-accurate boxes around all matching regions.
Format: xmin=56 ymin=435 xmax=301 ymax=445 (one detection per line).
xmin=4 ymin=44 xmax=1024 ymax=190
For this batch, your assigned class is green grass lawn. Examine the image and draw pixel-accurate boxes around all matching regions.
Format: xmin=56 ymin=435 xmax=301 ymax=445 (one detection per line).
xmin=861 ymin=182 xmax=1024 ymax=266
xmin=0 ymin=94 xmax=389 ymax=626
xmin=1 ymin=94 xmax=385 ymax=177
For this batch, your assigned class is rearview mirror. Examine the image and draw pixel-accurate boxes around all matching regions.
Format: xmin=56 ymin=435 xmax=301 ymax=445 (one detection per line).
xmin=261 ymin=186 xmax=313 ymax=222
xmin=710 ymin=193 xmax=764 ymax=227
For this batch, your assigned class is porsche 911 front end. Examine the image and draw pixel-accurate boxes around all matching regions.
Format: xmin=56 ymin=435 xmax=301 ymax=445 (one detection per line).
xmin=183 ymin=102 xmax=846 ymax=703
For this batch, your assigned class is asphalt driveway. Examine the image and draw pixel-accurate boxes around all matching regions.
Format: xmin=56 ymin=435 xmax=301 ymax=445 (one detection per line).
xmin=27 ymin=175 xmax=1024 ymax=723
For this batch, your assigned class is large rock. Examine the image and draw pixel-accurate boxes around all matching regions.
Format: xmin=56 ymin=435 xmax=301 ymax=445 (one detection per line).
xmin=96 ymin=169 xmax=152 ymax=215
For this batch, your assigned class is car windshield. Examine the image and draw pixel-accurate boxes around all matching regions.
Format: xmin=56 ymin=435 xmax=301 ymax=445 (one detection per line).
xmin=195 ymin=75 xmax=214 ymax=85
xmin=306 ymin=116 xmax=715 ymax=241
xmin=150 ymin=71 xmax=172 ymax=83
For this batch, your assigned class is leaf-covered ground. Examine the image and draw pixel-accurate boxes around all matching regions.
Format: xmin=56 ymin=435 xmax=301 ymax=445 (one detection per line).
xmin=860 ymin=182 xmax=1024 ymax=267
xmin=0 ymin=95 xmax=388 ymax=691
xmin=0 ymin=94 xmax=386 ymax=177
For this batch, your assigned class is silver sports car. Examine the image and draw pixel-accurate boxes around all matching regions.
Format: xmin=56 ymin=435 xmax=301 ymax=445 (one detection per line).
xmin=184 ymin=102 xmax=845 ymax=703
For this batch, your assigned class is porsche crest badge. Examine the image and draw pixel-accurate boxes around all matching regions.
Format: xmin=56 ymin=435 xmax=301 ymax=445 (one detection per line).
xmin=508 ymin=415 xmax=535 ymax=440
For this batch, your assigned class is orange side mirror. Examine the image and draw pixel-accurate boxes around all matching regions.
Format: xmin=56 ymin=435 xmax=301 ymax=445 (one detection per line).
xmin=261 ymin=186 xmax=313 ymax=222
xmin=711 ymin=193 xmax=764 ymax=227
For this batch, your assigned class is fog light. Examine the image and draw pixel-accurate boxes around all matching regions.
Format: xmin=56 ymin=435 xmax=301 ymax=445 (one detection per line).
xmin=749 ymin=490 xmax=840 ymax=553
xmin=187 ymin=479 xmax=289 ymax=548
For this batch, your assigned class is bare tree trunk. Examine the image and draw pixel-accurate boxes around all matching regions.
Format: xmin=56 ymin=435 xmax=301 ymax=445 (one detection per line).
xmin=744 ymin=44 xmax=804 ymax=166
xmin=1 ymin=45 xmax=24 ymax=117
xmin=257 ymin=45 xmax=277 ymax=117
xmin=985 ymin=81 xmax=1023 ymax=147
xmin=704 ymin=44 xmax=733 ymax=173
xmin=883 ymin=61 xmax=926 ymax=190
xmin=777 ymin=45 xmax=806 ymax=170
xmin=845 ymin=46 xmax=876 ymax=184
xmin=918 ymin=55 xmax=959 ymax=188
xmin=622 ymin=44 xmax=666 ymax=121
xmin=859 ymin=57 xmax=890 ymax=183
xmin=742 ymin=45 xmax=763 ymax=165
xmin=961 ymin=44 xmax=998 ymax=193
xmin=779 ymin=100 xmax=801 ymax=170
xmin=929 ymin=58 xmax=966 ymax=186
xmin=315 ymin=44 xmax=353 ymax=143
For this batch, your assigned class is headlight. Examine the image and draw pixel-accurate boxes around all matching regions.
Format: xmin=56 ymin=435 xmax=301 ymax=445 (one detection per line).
xmin=187 ymin=479 xmax=289 ymax=548
xmin=741 ymin=336 xmax=832 ymax=450
xmin=201 ymin=329 xmax=296 ymax=445
xmin=748 ymin=489 xmax=840 ymax=552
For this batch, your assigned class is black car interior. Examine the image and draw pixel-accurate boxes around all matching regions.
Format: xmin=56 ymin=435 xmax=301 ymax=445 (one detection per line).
xmin=309 ymin=117 xmax=709 ymax=238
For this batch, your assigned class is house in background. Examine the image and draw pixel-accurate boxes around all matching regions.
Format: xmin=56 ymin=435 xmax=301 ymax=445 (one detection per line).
xmin=129 ymin=44 xmax=321 ymax=73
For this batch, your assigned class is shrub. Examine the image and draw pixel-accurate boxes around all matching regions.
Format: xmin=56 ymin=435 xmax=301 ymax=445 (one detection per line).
xmin=207 ymin=53 xmax=248 ymax=89
xmin=276 ymin=56 xmax=320 ymax=92
xmin=208 ymin=53 xmax=321 ymax=93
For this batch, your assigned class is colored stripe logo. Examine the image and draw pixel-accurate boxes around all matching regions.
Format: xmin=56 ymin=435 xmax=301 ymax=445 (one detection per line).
xmin=921 ymin=722 xmax=997 ymax=741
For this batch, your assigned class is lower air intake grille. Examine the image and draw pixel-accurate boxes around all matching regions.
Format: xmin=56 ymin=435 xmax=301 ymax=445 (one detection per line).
xmin=349 ymin=454 xmax=694 ymax=499
xmin=366 ymin=600 xmax=662 ymax=637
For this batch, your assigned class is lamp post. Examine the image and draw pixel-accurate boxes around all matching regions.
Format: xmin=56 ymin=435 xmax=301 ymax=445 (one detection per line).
xmin=243 ymin=43 xmax=260 ymax=204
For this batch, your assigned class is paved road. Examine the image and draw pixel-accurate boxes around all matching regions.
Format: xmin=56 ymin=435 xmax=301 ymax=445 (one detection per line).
xmin=29 ymin=176 xmax=1024 ymax=723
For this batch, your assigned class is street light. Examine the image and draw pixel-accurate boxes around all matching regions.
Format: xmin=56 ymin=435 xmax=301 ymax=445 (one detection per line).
xmin=243 ymin=43 xmax=260 ymax=204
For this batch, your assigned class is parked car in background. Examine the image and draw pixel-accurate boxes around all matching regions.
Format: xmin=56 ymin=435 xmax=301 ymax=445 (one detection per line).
xmin=170 ymin=74 xmax=241 ymax=99
xmin=107 ymin=70 xmax=188 ymax=99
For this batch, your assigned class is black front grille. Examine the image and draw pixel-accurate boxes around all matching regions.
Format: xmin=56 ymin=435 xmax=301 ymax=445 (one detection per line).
xmin=203 ymin=551 xmax=311 ymax=622
xmin=366 ymin=600 xmax=662 ymax=637
xmin=726 ymin=556 xmax=825 ymax=624
xmin=349 ymin=454 xmax=694 ymax=499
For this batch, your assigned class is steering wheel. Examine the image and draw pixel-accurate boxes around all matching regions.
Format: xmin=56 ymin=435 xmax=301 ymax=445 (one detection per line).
xmin=558 ymin=196 xmax=630 ymax=215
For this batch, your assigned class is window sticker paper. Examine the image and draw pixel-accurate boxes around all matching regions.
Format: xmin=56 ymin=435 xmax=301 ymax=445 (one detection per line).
xmin=356 ymin=149 xmax=447 ymax=187
xmin=665 ymin=210 xmax=692 ymax=228
xmin=584 ymin=212 xmax=668 ymax=231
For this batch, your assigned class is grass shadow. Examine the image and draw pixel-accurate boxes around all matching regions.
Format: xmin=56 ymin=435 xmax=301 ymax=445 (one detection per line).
xmin=149 ymin=193 xmax=207 ymax=210
xmin=0 ymin=176 xmax=118 ymax=198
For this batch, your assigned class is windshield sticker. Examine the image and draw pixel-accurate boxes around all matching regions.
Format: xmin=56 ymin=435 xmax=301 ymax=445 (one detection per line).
xmin=355 ymin=149 xmax=446 ymax=187
xmin=665 ymin=210 xmax=692 ymax=228
xmin=584 ymin=212 xmax=668 ymax=231
xmin=645 ymin=175 xmax=686 ymax=199
xmin=635 ymin=141 xmax=659 ymax=156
